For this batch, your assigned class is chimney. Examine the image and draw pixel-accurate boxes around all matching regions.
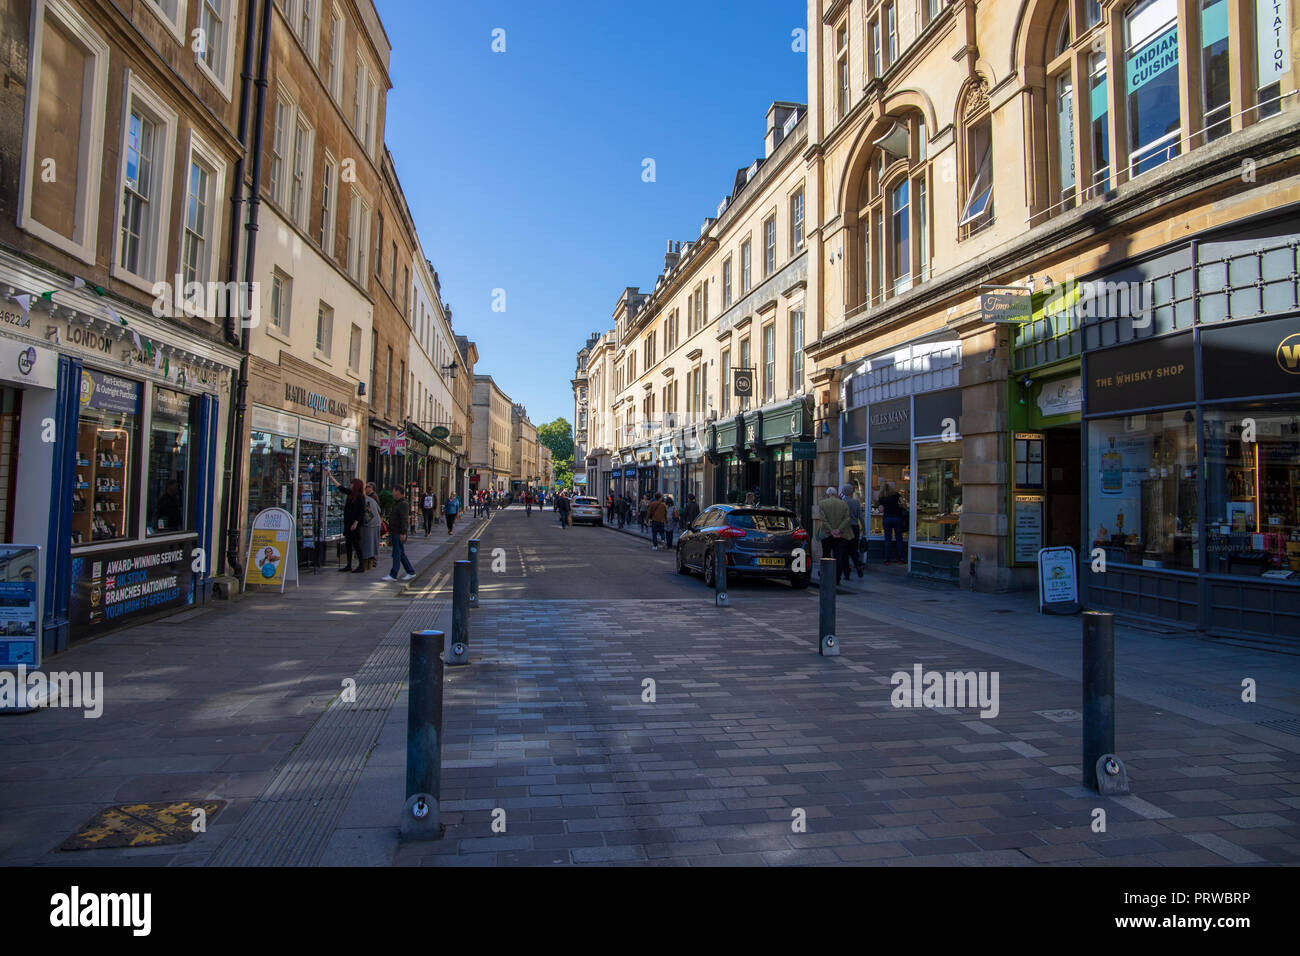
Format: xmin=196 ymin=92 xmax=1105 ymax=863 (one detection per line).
xmin=664 ymin=239 xmax=682 ymax=272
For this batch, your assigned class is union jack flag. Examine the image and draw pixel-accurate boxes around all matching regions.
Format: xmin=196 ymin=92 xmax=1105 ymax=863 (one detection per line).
xmin=379 ymin=431 xmax=406 ymax=456
xmin=105 ymin=575 xmax=117 ymax=590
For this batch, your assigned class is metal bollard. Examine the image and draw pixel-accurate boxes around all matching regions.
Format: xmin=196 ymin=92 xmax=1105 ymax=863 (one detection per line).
xmin=468 ymin=538 xmax=480 ymax=608
xmin=818 ymin=557 xmax=839 ymax=656
xmin=402 ymin=629 xmax=444 ymax=839
xmin=446 ymin=560 xmax=470 ymax=666
xmin=714 ymin=539 xmax=729 ymax=608
xmin=1082 ymin=611 xmax=1125 ymax=792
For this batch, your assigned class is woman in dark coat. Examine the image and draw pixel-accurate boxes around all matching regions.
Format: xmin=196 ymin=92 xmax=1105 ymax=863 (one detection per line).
xmin=341 ymin=478 xmax=366 ymax=572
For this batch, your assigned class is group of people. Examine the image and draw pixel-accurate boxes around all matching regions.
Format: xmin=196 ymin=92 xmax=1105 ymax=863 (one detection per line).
xmin=604 ymin=492 xmax=701 ymax=549
xmin=816 ymin=481 xmax=906 ymax=585
xmin=340 ymin=482 xmax=463 ymax=581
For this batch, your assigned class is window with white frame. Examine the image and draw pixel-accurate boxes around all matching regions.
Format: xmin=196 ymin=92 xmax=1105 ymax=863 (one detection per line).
xmin=115 ymin=75 xmax=178 ymax=287
xmin=297 ymin=0 xmax=317 ymax=59
xmin=790 ymin=308 xmax=805 ymax=393
xmin=20 ymin=0 xmax=111 ymax=265
xmin=320 ymin=154 xmax=336 ymax=253
xmin=315 ymin=301 xmax=333 ymax=357
xmin=348 ymin=323 xmax=361 ymax=373
xmin=270 ymin=94 xmax=292 ymax=207
xmin=763 ymin=322 xmax=776 ymax=401
xmin=347 ymin=189 xmax=370 ymax=282
xmin=741 ymin=238 xmax=752 ymax=292
xmin=179 ymin=134 xmax=225 ymax=304
xmin=196 ymin=0 xmax=235 ymax=95
xmin=289 ymin=114 xmax=313 ymax=229
xmin=958 ymin=111 xmax=993 ymax=235
xmin=327 ymin=6 xmax=344 ymax=103
xmin=270 ymin=269 xmax=292 ymax=333
xmin=353 ymin=57 xmax=378 ymax=156
xmin=763 ymin=215 xmax=776 ymax=277
xmin=790 ymin=188 xmax=804 ymax=252
xmin=143 ymin=0 xmax=186 ymax=43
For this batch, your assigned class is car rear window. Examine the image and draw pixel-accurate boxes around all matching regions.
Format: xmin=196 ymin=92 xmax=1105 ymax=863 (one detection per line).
xmin=575 ymin=497 xmax=599 ymax=506
xmin=727 ymin=511 xmax=794 ymax=531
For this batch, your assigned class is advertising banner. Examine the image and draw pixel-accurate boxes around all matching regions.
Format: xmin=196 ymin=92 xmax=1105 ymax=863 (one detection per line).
xmin=0 ymin=545 xmax=40 ymax=667
xmin=70 ymin=537 xmax=196 ymax=638
xmin=1038 ymin=546 xmax=1080 ymax=614
xmin=245 ymin=508 xmax=298 ymax=593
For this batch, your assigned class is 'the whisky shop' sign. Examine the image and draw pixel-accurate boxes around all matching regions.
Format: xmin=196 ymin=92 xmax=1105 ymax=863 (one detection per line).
xmin=1085 ymin=333 xmax=1194 ymax=415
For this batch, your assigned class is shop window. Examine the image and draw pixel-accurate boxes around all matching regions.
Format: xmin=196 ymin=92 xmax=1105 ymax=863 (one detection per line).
xmin=1088 ymin=411 xmax=1199 ymax=570
xmin=914 ymin=441 xmax=962 ymax=546
xmin=1124 ymin=0 xmax=1181 ymax=177
xmin=1204 ymin=408 xmax=1300 ymax=576
xmin=72 ymin=372 xmax=141 ymax=546
xmin=146 ymin=387 xmax=194 ymax=536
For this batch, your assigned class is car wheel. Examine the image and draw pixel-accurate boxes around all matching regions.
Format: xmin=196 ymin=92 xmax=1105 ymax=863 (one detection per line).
xmin=704 ymin=549 xmax=717 ymax=588
xmin=676 ymin=544 xmax=690 ymax=575
xmin=790 ymin=571 xmax=810 ymax=589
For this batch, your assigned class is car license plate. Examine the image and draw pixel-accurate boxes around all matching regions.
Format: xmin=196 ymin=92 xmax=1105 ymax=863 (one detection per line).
xmin=757 ymin=557 xmax=785 ymax=567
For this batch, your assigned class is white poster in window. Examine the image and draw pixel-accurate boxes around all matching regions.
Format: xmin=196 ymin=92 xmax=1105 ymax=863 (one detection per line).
xmin=1015 ymin=497 xmax=1044 ymax=563
xmin=1257 ymin=0 xmax=1290 ymax=86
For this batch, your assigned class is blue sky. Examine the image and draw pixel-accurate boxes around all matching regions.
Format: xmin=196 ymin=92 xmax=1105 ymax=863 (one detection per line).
xmin=377 ymin=0 xmax=808 ymax=429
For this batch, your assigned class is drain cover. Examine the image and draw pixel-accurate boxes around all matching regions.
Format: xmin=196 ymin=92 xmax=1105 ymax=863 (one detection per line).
xmin=61 ymin=800 xmax=226 ymax=851
xmin=1035 ymin=709 xmax=1082 ymax=722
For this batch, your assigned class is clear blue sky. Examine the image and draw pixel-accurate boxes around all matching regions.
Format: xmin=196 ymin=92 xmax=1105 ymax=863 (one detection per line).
xmin=377 ymin=0 xmax=808 ymax=429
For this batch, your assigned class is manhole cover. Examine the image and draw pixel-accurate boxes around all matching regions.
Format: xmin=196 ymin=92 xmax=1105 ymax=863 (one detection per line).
xmin=61 ymin=800 xmax=226 ymax=851
xmin=1035 ymin=709 xmax=1082 ymax=722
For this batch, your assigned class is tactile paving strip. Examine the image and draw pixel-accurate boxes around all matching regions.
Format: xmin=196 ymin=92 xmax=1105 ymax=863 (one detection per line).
xmin=207 ymin=601 xmax=446 ymax=866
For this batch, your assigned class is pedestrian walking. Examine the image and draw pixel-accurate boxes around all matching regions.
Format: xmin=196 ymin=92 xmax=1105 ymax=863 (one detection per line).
xmin=421 ymin=489 xmax=436 ymax=536
xmin=381 ymin=486 xmax=415 ymax=581
xmin=843 ymin=483 xmax=866 ymax=578
xmin=525 ymin=491 xmax=533 ymax=516
xmin=647 ymin=493 xmax=668 ymax=549
xmin=556 ymin=491 xmax=571 ymax=528
xmin=443 ymin=493 xmax=460 ymax=533
xmin=605 ymin=493 xmax=615 ymax=522
xmin=664 ymin=495 xmax=678 ymax=549
xmin=877 ymin=481 xmax=906 ymax=564
xmin=817 ymin=485 xmax=852 ymax=585
xmin=361 ymin=482 xmax=383 ymax=571
xmin=680 ymin=493 xmax=700 ymax=530
xmin=340 ymin=478 xmax=366 ymax=572
xmin=637 ymin=495 xmax=649 ymax=533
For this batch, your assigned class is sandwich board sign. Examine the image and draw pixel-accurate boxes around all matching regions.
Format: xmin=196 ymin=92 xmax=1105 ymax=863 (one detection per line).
xmin=1038 ymin=546 xmax=1080 ymax=614
xmin=244 ymin=508 xmax=299 ymax=593
xmin=0 ymin=545 xmax=41 ymax=669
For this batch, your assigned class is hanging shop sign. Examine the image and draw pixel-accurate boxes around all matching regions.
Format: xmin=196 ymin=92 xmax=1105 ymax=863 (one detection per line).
xmin=431 ymin=425 xmax=450 ymax=440
xmin=980 ymin=286 xmax=1032 ymax=323
xmin=0 ymin=338 xmax=57 ymax=390
xmin=1038 ymin=546 xmax=1080 ymax=614
xmin=733 ymin=369 xmax=754 ymax=397
xmin=244 ymin=507 xmax=298 ymax=593
xmin=70 ymin=537 xmax=196 ymax=638
xmin=1085 ymin=332 xmax=1194 ymax=415
xmin=0 ymin=545 xmax=41 ymax=668
xmin=792 ymin=441 xmax=817 ymax=461
xmin=379 ymin=431 xmax=407 ymax=456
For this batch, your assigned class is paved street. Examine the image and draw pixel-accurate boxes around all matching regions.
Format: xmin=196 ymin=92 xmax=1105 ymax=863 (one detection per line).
xmin=6 ymin=504 xmax=1297 ymax=867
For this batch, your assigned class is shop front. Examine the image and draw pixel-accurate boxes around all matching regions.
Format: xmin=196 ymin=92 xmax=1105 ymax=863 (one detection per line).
xmin=758 ymin=397 xmax=815 ymax=529
xmin=246 ymin=356 xmax=363 ymax=572
xmin=635 ymin=446 xmax=657 ymax=499
xmin=839 ymin=338 xmax=964 ymax=578
xmin=657 ymin=438 xmax=679 ymax=502
xmin=1084 ymin=315 xmax=1300 ymax=640
xmin=2 ymin=287 xmax=235 ymax=654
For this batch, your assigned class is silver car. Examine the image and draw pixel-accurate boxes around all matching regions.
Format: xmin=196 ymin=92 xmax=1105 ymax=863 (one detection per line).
xmin=570 ymin=496 xmax=604 ymax=525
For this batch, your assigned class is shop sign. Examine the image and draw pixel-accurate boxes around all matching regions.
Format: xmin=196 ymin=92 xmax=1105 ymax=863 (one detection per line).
xmin=1036 ymin=376 xmax=1083 ymax=417
xmin=449 ymin=434 xmax=463 ymax=446
xmin=432 ymin=425 xmax=450 ymax=440
xmin=1126 ymin=23 xmax=1178 ymax=96
xmin=1201 ymin=316 xmax=1300 ymax=400
xmin=1015 ymin=496 xmax=1044 ymax=563
xmin=71 ymin=537 xmax=196 ymax=638
xmin=869 ymin=397 xmax=911 ymax=444
xmin=980 ymin=286 xmax=1032 ymax=323
xmin=80 ymin=370 xmax=140 ymax=414
xmin=1256 ymin=0 xmax=1289 ymax=86
xmin=1085 ymin=333 xmax=1194 ymax=415
xmin=733 ymin=369 xmax=754 ymax=397
xmin=284 ymin=382 xmax=350 ymax=420
xmin=792 ymin=441 xmax=817 ymax=461
xmin=0 ymin=545 xmax=41 ymax=667
xmin=659 ymin=441 xmax=676 ymax=460
xmin=914 ymin=389 xmax=962 ymax=438
xmin=0 ymin=339 xmax=57 ymax=390
xmin=1037 ymin=546 xmax=1080 ymax=614
xmin=244 ymin=508 xmax=298 ymax=593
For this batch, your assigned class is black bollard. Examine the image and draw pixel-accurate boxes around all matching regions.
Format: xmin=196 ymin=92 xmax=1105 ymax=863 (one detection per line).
xmin=714 ymin=539 xmax=729 ymax=608
xmin=818 ymin=557 xmax=839 ymax=656
xmin=403 ymin=629 xmax=443 ymax=838
xmin=447 ymin=560 xmax=470 ymax=666
xmin=1082 ymin=611 xmax=1115 ymax=790
xmin=468 ymin=538 xmax=480 ymax=608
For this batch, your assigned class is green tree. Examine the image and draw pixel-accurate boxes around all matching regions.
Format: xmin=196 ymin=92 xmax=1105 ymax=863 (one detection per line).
xmin=537 ymin=418 xmax=573 ymax=462
xmin=553 ymin=458 xmax=574 ymax=489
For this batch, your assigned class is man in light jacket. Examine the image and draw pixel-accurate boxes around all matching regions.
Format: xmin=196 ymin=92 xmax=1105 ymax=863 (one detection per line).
xmin=817 ymin=486 xmax=852 ymax=585
xmin=842 ymin=484 xmax=867 ymax=579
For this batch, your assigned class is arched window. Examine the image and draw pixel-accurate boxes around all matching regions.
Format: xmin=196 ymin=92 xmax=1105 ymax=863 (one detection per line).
xmin=856 ymin=111 xmax=933 ymax=305
xmin=958 ymin=83 xmax=994 ymax=238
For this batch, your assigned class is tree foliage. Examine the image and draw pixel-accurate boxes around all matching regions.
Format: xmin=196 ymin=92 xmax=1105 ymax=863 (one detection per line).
xmin=537 ymin=418 xmax=573 ymax=462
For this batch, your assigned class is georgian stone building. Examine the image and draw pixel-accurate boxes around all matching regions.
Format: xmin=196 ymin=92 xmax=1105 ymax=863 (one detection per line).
xmin=805 ymin=0 xmax=1300 ymax=638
